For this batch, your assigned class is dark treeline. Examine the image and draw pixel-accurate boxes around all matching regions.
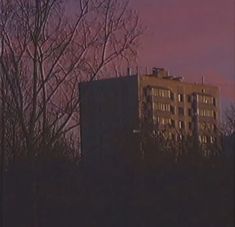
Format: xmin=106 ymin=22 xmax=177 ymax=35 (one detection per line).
xmin=2 ymin=137 xmax=234 ymax=227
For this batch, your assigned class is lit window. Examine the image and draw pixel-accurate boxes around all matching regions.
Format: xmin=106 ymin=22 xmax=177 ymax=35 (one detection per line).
xmin=203 ymin=136 xmax=207 ymax=143
xmin=198 ymin=95 xmax=214 ymax=105
xmin=177 ymin=134 xmax=184 ymax=141
xmin=154 ymin=102 xmax=170 ymax=112
xmin=153 ymin=116 xmax=160 ymax=125
xmin=199 ymin=135 xmax=201 ymax=143
xmin=179 ymin=121 xmax=184 ymax=129
xmin=168 ymin=133 xmax=173 ymax=140
xmin=157 ymin=116 xmax=160 ymax=123
xmin=178 ymin=94 xmax=184 ymax=102
xmin=199 ymin=109 xmax=214 ymax=117
xmin=161 ymin=118 xmax=165 ymax=125
xmin=199 ymin=135 xmax=208 ymax=143
xmin=152 ymin=88 xmax=171 ymax=98
xmin=153 ymin=115 xmax=156 ymax=121
xmin=199 ymin=122 xmax=206 ymax=130
xmin=199 ymin=123 xmax=216 ymax=131
xmin=160 ymin=118 xmax=171 ymax=125
xmin=210 ymin=136 xmax=215 ymax=143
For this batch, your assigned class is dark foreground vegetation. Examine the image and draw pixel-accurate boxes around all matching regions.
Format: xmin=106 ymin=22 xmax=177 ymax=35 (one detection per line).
xmin=2 ymin=147 xmax=234 ymax=227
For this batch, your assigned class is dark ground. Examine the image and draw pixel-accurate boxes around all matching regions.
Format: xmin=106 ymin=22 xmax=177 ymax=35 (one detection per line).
xmin=3 ymin=155 xmax=234 ymax=227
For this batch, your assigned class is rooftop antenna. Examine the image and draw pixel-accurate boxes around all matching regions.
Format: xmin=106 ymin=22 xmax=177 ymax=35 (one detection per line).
xmin=127 ymin=67 xmax=131 ymax=76
xmin=202 ymin=75 xmax=204 ymax=85
xmin=136 ymin=66 xmax=139 ymax=75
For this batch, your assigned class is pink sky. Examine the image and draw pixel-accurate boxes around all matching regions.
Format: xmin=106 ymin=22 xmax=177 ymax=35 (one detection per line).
xmin=130 ymin=0 xmax=235 ymax=109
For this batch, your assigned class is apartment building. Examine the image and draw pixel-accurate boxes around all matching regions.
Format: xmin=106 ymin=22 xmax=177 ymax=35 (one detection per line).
xmin=79 ymin=68 xmax=220 ymax=161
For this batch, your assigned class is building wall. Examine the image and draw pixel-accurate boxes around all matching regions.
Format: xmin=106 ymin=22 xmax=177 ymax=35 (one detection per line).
xmin=80 ymin=69 xmax=221 ymax=162
xmin=139 ymin=72 xmax=220 ymax=149
xmin=79 ymin=76 xmax=139 ymax=163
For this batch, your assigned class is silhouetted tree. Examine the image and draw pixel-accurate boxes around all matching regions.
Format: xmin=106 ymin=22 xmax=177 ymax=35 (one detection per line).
xmin=0 ymin=0 xmax=142 ymax=157
xmin=0 ymin=0 xmax=143 ymax=226
xmin=222 ymin=103 xmax=235 ymax=136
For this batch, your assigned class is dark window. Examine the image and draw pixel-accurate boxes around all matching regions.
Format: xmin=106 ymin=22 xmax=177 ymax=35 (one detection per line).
xmin=143 ymin=88 xmax=148 ymax=97
xmin=213 ymin=124 xmax=217 ymax=132
xmin=170 ymin=106 xmax=175 ymax=114
xmin=146 ymin=95 xmax=152 ymax=103
xmin=171 ymin=119 xmax=175 ymax=127
xmin=187 ymin=95 xmax=191 ymax=102
xmin=213 ymin=111 xmax=216 ymax=119
xmin=178 ymin=107 xmax=184 ymax=116
xmin=213 ymin=98 xmax=216 ymax=106
xmin=188 ymin=108 xmax=191 ymax=116
xmin=188 ymin=122 xmax=192 ymax=130
xmin=178 ymin=134 xmax=184 ymax=141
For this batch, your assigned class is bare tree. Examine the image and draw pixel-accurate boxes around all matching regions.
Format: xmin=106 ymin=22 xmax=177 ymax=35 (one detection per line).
xmin=222 ymin=104 xmax=235 ymax=136
xmin=0 ymin=0 xmax=142 ymax=156
xmin=0 ymin=1 xmax=142 ymax=226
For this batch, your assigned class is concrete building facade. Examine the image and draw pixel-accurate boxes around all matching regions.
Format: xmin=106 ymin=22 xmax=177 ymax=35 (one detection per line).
xmin=79 ymin=68 xmax=221 ymax=161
